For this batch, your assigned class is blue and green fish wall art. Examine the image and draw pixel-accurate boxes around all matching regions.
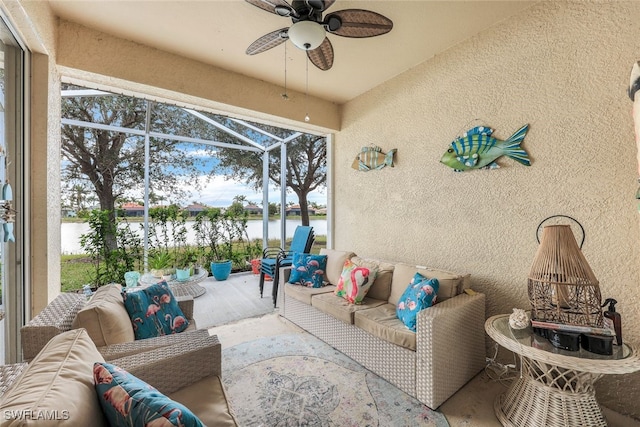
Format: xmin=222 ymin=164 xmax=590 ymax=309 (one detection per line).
xmin=440 ymin=124 xmax=531 ymax=172
xmin=352 ymin=145 xmax=397 ymax=171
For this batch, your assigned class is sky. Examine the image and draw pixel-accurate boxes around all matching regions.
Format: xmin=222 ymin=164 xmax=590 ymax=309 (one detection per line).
xmin=184 ymin=174 xmax=327 ymax=208
xmin=157 ymin=142 xmax=327 ymax=208
xmin=60 ymin=90 xmax=327 ymax=210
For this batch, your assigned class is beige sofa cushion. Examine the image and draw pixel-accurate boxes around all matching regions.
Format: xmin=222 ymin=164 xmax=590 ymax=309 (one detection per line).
xmin=284 ymin=283 xmax=336 ymax=305
xmin=72 ymin=283 xmax=135 ymax=347
xmin=350 ymin=256 xmax=395 ymax=301
xmin=169 ymin=375 xmax=238 ymax=426
xmin=389 ymin=263 xmax=470 ymax=305
xmin=311 ymin=292 xmax=387 ymax=324
xmin=0 ymin=329 xmax=107 ymax=426
xmin=354 ymin=304 xmax=417 ymax=351
xmin=319 ymin=248 xmax=355 ymax=285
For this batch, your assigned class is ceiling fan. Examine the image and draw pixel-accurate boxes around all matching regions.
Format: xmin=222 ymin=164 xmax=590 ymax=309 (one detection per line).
xmin=245 ymin=0 xmax=393 ymax=71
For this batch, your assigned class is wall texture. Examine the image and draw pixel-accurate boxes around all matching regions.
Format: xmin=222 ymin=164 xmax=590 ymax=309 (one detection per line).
xmin=337 ymin=1 xmax=640 ymax=418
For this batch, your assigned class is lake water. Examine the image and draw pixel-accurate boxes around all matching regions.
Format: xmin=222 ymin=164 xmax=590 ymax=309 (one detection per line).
xmin=60 ymin=219 xmax=327 ymax=254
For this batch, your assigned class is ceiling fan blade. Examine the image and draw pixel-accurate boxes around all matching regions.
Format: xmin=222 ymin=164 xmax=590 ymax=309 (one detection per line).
xmin=246 ymin=28 xmax=289 ymax=55
xmin=324 ymin=9 xmax=393 ymax=38
xmin=245 ymin=0 xmax=297 ymax=17
xmin=307 ymin=37 xmax=334 ymax=71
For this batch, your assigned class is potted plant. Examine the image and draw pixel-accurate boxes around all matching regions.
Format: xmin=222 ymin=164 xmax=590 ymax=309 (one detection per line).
xmin=148 ymin=250 xmax=173 ymax=279
xmin=194 ymin=208 xmax=248 ymax=281
xmin=175 ymin=246 xmax=197 ymax=281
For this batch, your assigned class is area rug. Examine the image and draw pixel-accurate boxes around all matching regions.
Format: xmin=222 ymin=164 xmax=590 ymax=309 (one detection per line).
xmin=222 ymin=333 xmax=449 ymax=427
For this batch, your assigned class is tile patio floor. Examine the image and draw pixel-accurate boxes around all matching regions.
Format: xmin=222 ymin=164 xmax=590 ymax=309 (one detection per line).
xmin=192 ymin=271 xmax=276 ymax=330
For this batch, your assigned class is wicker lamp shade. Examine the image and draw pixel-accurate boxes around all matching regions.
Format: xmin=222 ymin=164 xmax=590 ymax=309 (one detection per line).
xmin=528 ymin=224 xmax=603 ymax=327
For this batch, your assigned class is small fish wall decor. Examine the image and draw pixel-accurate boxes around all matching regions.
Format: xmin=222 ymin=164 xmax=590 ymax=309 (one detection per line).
xmin=440 ymin=124 xmax=531 ymax=172
xmin=352 ymin=145 xmax=397 ymax=171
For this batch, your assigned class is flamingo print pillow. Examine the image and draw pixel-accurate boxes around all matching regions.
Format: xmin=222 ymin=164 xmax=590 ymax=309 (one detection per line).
xmin=94 ymin=362 xmax=204 ymax=426
xmin=335 ymin=258 xmax=378 ymax=304
xmin=122 ymin=281 xmax=189 ymax=340
xmin=288 ymin=252 xmax=328 ymax=288
xmin=396 ymin=274 xmax=440 ymax=332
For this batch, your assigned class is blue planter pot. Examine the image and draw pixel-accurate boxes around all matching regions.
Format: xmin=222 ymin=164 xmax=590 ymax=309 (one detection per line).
xmin=210 ymin=260 xmax=232 ymax=281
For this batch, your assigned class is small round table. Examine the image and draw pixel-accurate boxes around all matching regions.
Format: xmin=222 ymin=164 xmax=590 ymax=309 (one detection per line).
xmin=138 ymin=268 xmax=208 ymax=298
xmin=485 ymin=314 xmax=640 ymax=427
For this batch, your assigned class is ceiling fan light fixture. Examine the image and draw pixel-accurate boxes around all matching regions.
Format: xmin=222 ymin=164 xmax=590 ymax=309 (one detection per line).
xmin=288 ymin=20 xmax=325 ymax=51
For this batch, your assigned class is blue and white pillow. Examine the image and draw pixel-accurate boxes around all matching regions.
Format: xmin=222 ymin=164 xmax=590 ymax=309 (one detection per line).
xmin=288 ymin=253 xmax=328 ymax=288
xmin=396 ymin=274 xmax=439 ymax=332
xmin=122 ymin=282 xmax=189 ymax=340
xmin=94 ymin=362 xmax=203 ymax=427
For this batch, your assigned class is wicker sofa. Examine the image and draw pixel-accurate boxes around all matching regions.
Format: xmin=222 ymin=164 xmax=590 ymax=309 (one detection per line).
xmin=21 ymin=283 xmax=197 ymax=361
xmin=280 ymin=248 xmax=486 ymax=409
xmin=0 ymin=328 xmax=237 ymax=426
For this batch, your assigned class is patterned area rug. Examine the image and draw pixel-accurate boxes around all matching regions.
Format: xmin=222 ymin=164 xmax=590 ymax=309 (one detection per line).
xmin=222 ymin=334 xmax=450 ymax=427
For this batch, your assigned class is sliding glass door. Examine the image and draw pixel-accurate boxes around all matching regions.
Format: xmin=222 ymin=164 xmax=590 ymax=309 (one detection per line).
xmin=0 ymin=11 xmax=27 ymax=364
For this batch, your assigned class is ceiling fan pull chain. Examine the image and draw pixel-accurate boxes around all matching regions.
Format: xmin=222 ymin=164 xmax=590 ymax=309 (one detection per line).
xmin=282 ymin=41 xmax=289 ymax=100
xmin=304 ymin=55 xmax=310 ymax=122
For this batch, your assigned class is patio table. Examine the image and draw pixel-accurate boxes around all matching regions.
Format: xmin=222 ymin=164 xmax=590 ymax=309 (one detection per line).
xmin=485 ymin=314 xmax=640 ymax=427
xmin=138 ymin=268 xmax=208 ymax=298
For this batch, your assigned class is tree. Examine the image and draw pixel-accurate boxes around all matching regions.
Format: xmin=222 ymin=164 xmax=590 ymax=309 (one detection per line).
xmin=61 ymin=85 xmax=219 ymax=250
xmin=232 ymin=195 xmax=248 ymax=205
xmin=214 ymin=133 xmax=326 ymax=225
xmin=227 ymin=201 xmax=245 ymax=216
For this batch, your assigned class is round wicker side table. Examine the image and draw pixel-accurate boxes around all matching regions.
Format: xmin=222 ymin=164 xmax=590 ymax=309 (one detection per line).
xmin=138 ymin=268 xmax=208 ymax=298
xmin=485 ymin=314 xmax=640 ymax=427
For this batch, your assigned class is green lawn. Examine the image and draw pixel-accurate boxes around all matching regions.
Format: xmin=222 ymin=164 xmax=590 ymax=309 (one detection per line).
xmin=61 ymin=254 xmax=96 ymax=292
xmin=60 ymin=235 xmax=327 ymax=292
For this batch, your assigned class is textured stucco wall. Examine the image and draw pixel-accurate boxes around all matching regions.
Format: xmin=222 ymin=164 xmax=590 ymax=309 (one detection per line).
xmin=338 ymin=1 xmax=640 ymax=418
xmin=56 ymin=20 xmax=339 ymax=133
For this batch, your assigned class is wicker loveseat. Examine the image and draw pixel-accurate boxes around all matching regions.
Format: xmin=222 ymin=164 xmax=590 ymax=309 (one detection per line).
xmin=280 ymin=248 xmax=486 ymax=409
xmin=0 ymin=328 xmax=238 ymax=426
xmin=21 ymin=283 xmax=197 ymax=361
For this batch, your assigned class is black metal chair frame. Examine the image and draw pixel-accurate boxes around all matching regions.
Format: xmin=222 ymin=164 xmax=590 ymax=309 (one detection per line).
xmin=259 ymin=229 xmax=315 ymax=307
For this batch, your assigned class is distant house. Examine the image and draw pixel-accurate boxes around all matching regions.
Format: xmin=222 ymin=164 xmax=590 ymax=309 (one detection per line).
xmin=244 ymin=204 xmax=262 ymax=215
xmin=185 ymin=203 xmax=207 ymax=217
xmin=286 ymin=204 xmax=316 ymax=216
xmin=61 ymin=208 xmax=77 ymax=218
xmin=315 ymin=208 xmax=327 ymax=216
xmin=120 ymin=202 xmax=144 ymax=217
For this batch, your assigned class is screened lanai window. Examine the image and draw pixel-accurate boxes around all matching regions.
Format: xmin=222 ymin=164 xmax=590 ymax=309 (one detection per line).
xmin=60 ymin=86 xmax=327 ymax=276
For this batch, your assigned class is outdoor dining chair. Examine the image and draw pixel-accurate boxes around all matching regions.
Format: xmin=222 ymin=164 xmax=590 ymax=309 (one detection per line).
xmin=259 ymin=225 xmax=315 ymax=306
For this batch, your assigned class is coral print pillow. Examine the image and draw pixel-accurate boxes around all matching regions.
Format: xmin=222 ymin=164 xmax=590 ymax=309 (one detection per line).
xmin=94 ymin=362 xmax=204 ymax=427
xmin=122 ymin=282 xmax=189 ymax=340
xmin=288 ymin=252 xmax=328 ymax=288
xmin=335 ymin=258 xmax=378 ymax=304
xmin=396 ymin=274 xmax=439 ymax=332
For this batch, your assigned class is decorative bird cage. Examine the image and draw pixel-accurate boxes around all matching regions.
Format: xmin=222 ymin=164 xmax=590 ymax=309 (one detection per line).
xmin=528 ymin=222 xmax=603 ymax=328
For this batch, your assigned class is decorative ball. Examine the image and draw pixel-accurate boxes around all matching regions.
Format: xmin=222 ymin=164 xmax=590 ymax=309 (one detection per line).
xmin=509 ymin=308 xmax=530 ymax=330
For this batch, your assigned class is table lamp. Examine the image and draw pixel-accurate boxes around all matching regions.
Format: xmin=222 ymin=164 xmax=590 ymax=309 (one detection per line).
xmin=528 ymin=223 xmax=603 ymax=328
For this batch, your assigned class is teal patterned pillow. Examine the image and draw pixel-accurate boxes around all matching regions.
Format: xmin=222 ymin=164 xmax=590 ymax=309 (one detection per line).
xmin=122 ymin=282 xmax=189 ymax=340
xmin=396 ymin=274 xmax=439 ymax=332
xmin=94 ymin=362 xmax=204 ymax=427
xmin=288 ymin=252 xmax=328 ymax=288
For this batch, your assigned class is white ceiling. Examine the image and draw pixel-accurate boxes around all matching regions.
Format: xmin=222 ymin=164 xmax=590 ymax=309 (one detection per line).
xmin=47 ymin=0 xmax=536 ymax=104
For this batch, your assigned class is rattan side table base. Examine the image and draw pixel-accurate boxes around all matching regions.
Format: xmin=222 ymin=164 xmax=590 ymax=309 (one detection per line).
xmin=495 ymin=368 xmax=607 ymax=427
xmin=486 ymin=315 xmax=640 ymax=427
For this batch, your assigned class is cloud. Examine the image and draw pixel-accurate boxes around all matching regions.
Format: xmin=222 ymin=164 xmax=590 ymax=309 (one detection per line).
xmin=179 ymin=175 xmax=326 ymax=207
